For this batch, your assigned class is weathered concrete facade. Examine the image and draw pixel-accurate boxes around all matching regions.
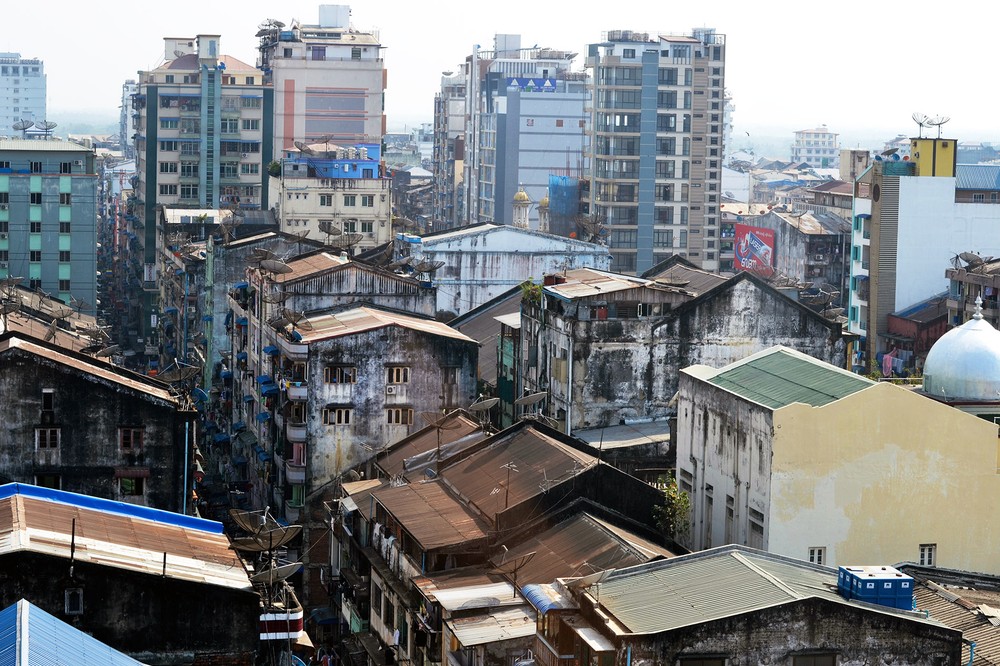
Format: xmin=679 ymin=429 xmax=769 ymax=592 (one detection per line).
xmin=0 ymin=335 xmax=194 ymax=510
xmin=654 ymin=273 xmax=854 ymax=399
xmin=523 ymin=271 xmax=853 ymax=433
xmin=621 ymin=597 xmax=960 ymax=666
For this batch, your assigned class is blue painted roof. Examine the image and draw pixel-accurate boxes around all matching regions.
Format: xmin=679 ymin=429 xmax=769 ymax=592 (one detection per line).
xmin=0 ymin=484 xmax=223 ymax=535
xmin=0 ymin=599 xmax=145 ymax=666
xmin=956 ymin=164 xmax=1000 ymax=191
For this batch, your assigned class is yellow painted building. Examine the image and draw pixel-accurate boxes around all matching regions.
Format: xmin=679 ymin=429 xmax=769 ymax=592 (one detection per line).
xmin=677 ymin=345 xmax=1000 ymax=572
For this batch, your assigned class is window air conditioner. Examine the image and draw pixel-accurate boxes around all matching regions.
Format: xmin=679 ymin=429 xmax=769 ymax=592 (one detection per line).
xmin=385 ymin=386 xmax=397 ymax=395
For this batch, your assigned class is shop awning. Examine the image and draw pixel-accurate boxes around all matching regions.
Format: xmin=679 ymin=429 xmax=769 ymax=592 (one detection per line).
xmin=263 ymin=345 xmax=280 ymax=356
xmin=256 ymin=412 xmax=271 ymax=423
xmin=256 ymin=374 xmax=273 ymax=384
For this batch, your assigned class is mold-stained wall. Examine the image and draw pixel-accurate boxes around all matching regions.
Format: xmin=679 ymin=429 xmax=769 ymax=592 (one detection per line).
xmin=304 ymin=327 xmax=478 ymax=492
xmin=0 ymin=344 xmax=192 ymax=511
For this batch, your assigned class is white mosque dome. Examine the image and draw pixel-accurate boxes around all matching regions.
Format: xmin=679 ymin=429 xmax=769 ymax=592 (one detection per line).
xmin=923 ymin=298 xmax=1000 ymax=401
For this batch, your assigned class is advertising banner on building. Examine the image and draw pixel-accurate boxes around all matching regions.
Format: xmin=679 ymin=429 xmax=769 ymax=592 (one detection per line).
xmin=734 ymin=224 xmax=775 ymax=272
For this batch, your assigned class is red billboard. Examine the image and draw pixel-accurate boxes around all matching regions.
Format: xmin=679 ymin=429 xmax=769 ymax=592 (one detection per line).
xmin=734 ymin=223 xmax=775 ymax=273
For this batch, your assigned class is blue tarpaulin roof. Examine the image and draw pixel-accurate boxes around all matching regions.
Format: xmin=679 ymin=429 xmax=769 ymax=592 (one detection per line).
xmin=163 ymin=306 xmax=179 ymax=314
xmin=213 ymin=433 xmax=231 ymax=443
xmin=236 ymin=351 xmax=248 ymax=360
xmin=233 ymin=421 xmax=246 ymax=431
xmin=243 ymin=395 xmax=254 ymax=403
xmin=234 ymin=281 xmax=249 ymax=289
xmin=256 ymin=374 xmax=273 ymax=384
xmin=255 ymin=412 xmax=271 ymax=423
xmin=263 ymin=345 xmax=280 ymax=355
xmin=236 ymin=317 xmax=248 ymax=326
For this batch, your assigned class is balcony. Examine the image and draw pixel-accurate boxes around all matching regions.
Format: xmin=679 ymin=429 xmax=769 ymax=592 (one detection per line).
xmin=284 ymin=459 xmax=306 ymax=485
xmin=286 ymin=420 xmax=306 ymax=443
xmin=286 ymin=382 xmax=308 ymax=401
xmin=284 ymin=499 xmax=302 ymax=522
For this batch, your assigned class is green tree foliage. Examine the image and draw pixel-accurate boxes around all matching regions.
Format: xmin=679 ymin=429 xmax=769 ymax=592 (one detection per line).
xmin=652 ymin=475 xmax=691 ymax=541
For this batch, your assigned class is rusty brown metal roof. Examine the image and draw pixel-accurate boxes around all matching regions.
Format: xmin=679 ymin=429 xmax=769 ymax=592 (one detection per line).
xmin=294 ymin=306 xmax=476 ymax=345
xmin=0 ymin=494 xmax=251 ymax=590
xmin=372 ymin=480 xmax=490 ymax=551
xmin=493 ymin=512 xmax=676 ymax=586
xmin=914 ymin=581 xmax=1000 ymax=665
xmin=440 ymin=423 xmax=598 ymax=519
xmin=272 ymin=251 xmax=351 ymax=283
xmin=378 ymin=411 xmax=486 ymax=481
xmin=342 ymin=479 xmax=385 ymax=520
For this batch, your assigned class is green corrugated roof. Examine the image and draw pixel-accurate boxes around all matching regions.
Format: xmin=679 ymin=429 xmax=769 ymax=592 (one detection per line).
xmin=708 ymin=348 xmax=872 ymax=409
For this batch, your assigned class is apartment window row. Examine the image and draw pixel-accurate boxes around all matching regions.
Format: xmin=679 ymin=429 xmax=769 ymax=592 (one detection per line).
xmin=320 ymin=407 xmax=416 ymax=427
xmin=35 ymin=427 xmax=144 ymax=452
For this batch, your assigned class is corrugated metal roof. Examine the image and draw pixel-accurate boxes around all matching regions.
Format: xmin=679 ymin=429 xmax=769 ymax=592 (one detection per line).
xmin=440 ymin=424 xmax=597 ymax=519
xmin=913 ymin=580 xmax=1000 ymax=665
xmin=272 ymin=252 xmax=350 ymax=283
xmin=0 ymin=336 xmax=178 ymax=405
xmin=377 ymin=412 xmax=485 ymax=481
xmin=575 ymin=420 xmax=670 ymax=451
xmin=641 ymin=257 xmax=727 ymax=295
xmin=957 ymin=165 xmax=1000 ymax=191
xmin=521 ymin=583 xmax=578 ymax=613
xmin=704 ymin=346 xmax=873 ymax=409
xmin=592 ymin=546 xmax=947 ymax=635
xmin=295 ymin=306 xmax=475 ymax=344
xmin=371 ymin=480 xmax=490 ymax=551
xmin=543 ymin=268 xmax=653 ymax=301
xmin=0 ymin=139 xmax=93 ymax=153
xmin=448 ymin=286 xmax=523 ymax=384
xmin=342 ymin=479 xmax=385 ymax=520
xmin=495 ymin=513 xmax=676 ymax=586
xmin=0 ymin=491 xmax=251 ymax=591
xmin=447 ymin=606 xmax=537 ymax=646
xmin=432 ymin=582 xmax=522 ymax=612
xmin=0 ymin=599 xmax=146 ymax=666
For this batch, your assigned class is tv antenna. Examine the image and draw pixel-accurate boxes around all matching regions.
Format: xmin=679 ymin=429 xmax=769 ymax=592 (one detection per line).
xmin=491 ymin=547 xmax=536 ymax=598
xmin=420 ymin=410 xmax=465 ymax=472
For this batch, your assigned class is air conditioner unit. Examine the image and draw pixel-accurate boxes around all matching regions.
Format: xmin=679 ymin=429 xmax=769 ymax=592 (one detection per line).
xmin=241 ymin=153 xmax=248 ymax=158
xmin=0 ymin=233 xmax=7 ymax=239
xmin=0 ymin=262 xmax=7 ymax=269
xmin=814 ymin=254 xmax=825 ymax=261
xmin=385 ymin=385 xmax=397 ymax=395
xmin=0 ymin=204 xmax=7 ymax=210
xmin=73 ymin=160 xmax=83 ymax=166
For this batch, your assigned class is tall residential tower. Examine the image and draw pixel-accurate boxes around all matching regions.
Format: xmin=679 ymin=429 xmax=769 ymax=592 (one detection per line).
xmin=586 ymin=29 xmax=726 ymax=274
xmin=0 ymin=53 xmax=45 ymax=129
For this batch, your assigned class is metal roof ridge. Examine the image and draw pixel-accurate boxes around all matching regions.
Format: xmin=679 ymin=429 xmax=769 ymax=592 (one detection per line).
xmin=730 ymin=551 xmax=801 ymax=600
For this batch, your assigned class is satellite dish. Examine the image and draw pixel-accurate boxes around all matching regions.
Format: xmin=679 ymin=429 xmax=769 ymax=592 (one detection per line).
xmin=47 ymin=304 xmax=74 ymax=320
xmin=95 ymin=344 xmax=121 ymax=358
xmin=36 ymin=120 xmax=57 ymax=138
xmin=260 ymin=288 xmax=289 ymax=304
xmin=911 ymin=112 xmax=929 ymax=138
xmin=231 ymin=524 xmax=302 ymax=552
xmin=960 ymin=251 xmax=982 ymax=266
xmin=43 ymin=320 xmax=60 ymax=342
xmin=293 ymin=140 xmax=315 ymax=155
xmin=469 ymin=397 xmax=500 ymax=412
xmin=387 ymin=256 xmax=413 ymax=270
xmin=158 ymin=364 xmax=201 ymax=383
xmin=280 ymin=308 xmax=314 ymax=331
xmin=259 ymin=259 xmax=293 ymax=274
xmin=413 ymin=260 xmax=445 ymax=274
xmin=12 ymin=119 xmax=34 ymax=137
xmin=340 ymin=232 xmax=364 ymax=247
xmin=250 ymin=562 xmax=303 ymax=585
xmin=514 ymin=391 xmax=547 ymax=407
xmin=927 ymin=115 xmax=952 ymax=138
xmin=318 ymin=220 xmax=342 ymax=237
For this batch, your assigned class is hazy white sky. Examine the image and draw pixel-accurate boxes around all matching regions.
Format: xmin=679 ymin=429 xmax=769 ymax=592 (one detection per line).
xmin=4 ymin=0 xmax=996 ymax=148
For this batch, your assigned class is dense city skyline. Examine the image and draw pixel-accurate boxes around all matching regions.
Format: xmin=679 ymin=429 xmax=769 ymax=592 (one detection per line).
xmin=4 ymin=0 xmax=998 ymax=146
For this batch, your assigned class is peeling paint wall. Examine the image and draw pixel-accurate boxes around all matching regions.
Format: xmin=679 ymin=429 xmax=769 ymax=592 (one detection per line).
xmin=0 ymin=348 xmax=190 ymax=511
xmin=305 ymin=328 xmax=478 ymax=493
xmin=675 ymin=371 xmax=773 ymax=551
xmin=771 ymin=382 xmax=1000 ymax=571
xmin=656 ymin=278 xmax=851 ymax=399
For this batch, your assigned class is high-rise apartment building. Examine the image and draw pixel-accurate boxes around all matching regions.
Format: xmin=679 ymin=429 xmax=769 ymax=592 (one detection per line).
xmin=586 ymin=29 xmax=727 ymax=275
xmin=119 ymin=80 xmax=137 ymax=160
xmin=460 ymin=36 xmax=588 ymax=230
xmin=431 ymin=71 xmax=466 ymax=230
xmin=0 ymin=140 xmax=97 ymax=312
xmin=133 ymin=35 xmax=273 ymax=354
xmin=792 ymin=125 xmax=839 ymax=169
xmin=257 ymin=4 xmax=385 ymax=157
xmin=0 ymin=53 xmax=45 ymax=129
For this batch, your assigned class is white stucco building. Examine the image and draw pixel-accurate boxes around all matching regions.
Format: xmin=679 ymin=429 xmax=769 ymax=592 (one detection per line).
xmin=399 ymin=223 xmax=612 ymax=319
xmin=0 ymin=53 xmax=45 ymax=128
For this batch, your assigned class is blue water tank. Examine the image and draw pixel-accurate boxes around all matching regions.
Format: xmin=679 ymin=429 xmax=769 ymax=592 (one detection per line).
xmin=838 ymin=566 xmax=914 ymax=611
